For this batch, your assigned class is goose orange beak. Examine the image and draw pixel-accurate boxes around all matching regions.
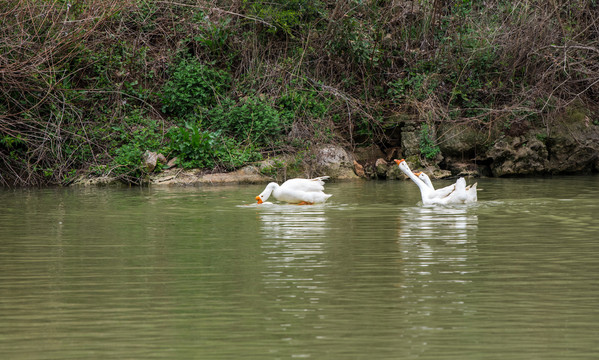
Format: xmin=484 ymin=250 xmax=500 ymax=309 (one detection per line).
xmin=255 ymin=196 xmax=263 ymax=204
xmin=394 ymin=159 xmax=404 ymax=165
xmin=414 ymin=171 xmax=422 ymax=176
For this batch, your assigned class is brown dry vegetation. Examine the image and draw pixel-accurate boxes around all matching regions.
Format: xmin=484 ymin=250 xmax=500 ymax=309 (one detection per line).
xmin=1 ymin=0 xmax=598 ymax=186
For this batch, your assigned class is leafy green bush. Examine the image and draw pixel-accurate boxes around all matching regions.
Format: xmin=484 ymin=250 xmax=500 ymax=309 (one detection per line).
xmin=202 ymin=97 xmax=287 ymax=147
xmin=167 ymin=122 xmax=262 ymax=170
xmin=388 ymin=71 xmax=440 ymax=102
xmin=419 ymin=124 xmax=440 ymax=160
xmin=108 ymin=113 xmax=167 ymax=177
xmin=161 ymin=58 xmax=231 ymax=116
xmin=277 ymin=89 xmax=329 ymax=119
xmin=243 ymin=0 xmax=324 ymax=36
xmin=192 ymin=16 xmax=234 ymax=63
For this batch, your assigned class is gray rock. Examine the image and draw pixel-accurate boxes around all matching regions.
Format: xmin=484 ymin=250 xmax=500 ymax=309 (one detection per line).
xmin=165 ymin=157 xmax=178 ymax=169
xmin=315 ymin=145 xmax=358 ymax=179
xmin=151 ymin=166 xmax=270 ymax=185
xmin=401 ymin=130 xmax=420 ymax=157
xmin=546 ymin=118 xmax=599 ymax=173
xmin=486 ymin=135 xmax=549 ymax=176
xmin=386 ymin=162 xmax=406 ymax=180
xmin=438 ymin=124 xmax=490 ymax=156
xmin=375 ymin=158 xmax=388 ymax=177
xmin=353 ymin=145 xmax=386 ymax=163
xmin=143 ymin=151 xmax=158 ymax=172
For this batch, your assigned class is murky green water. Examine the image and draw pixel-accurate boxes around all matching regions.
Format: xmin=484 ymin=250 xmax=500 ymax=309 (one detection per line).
xmin=1 ymin=176 xmax=599 ymax=359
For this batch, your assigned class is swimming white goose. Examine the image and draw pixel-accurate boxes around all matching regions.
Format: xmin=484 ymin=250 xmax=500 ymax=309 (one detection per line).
xmin=394 ymin=159 xmax=467 ymax=205
xmin=416 ymin=171 xmax=477 ymax=203
xmin=414 ymin=171 xmax=456 ymax=199
xmin=255 ymin=176 xmax=332 ymax=205
xmin=465 ymin=182 xmax=478 ymax=203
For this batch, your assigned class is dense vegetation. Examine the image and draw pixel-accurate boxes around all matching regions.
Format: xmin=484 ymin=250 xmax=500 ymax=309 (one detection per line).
xmin=1 ymin=0 xmax=598 ymax=186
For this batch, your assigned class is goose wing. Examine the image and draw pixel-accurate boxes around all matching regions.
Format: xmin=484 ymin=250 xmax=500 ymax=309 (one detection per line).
xmin=280 ymin=177 xmax=330 ymax=192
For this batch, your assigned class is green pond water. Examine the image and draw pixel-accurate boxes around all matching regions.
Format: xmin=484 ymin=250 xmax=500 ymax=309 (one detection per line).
xmin=1 ymin=176 xmax=599 ymax=359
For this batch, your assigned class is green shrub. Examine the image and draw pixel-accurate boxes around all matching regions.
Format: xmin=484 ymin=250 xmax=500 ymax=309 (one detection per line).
xmin=108 ymin=113 xmax=167 ymax=177
xmin=111 ymin=143 xmax=145 ymax=176
xmin=388 ymin=71 xmax=440 ymax=102
xmin=277 ymin=89 xmax=329 ymax=119
xmin=203 ymin=97 xmax=287 ymax=147
xmin=243 ymin=0 xmax=324 ymax=36
xmin=167 ymin=122 xmax=262 ymax=170
xmin=192 ymin=16 xmax=234 ymax=63
xmin=419 ymin=124 xmax=440 ymax=160
xmin=161 ymin=58 xmax=231 ymax=116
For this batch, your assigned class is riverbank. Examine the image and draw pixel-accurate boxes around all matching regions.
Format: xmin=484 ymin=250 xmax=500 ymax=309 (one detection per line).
xmin=72 ymin=113 xmax=599 ymax=187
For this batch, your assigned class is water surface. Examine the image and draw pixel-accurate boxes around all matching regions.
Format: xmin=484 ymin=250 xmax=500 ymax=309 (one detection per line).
xmin=1 ymin=176 xmax=599 ymax=359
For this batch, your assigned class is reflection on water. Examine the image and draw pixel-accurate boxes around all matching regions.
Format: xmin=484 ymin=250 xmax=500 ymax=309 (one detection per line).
xmin=257 ymin=204 xmax=329 ymax=281
xmin=397 ymin=205 xmax=480 ymax=346
xmin=256 ymin=204 xmax=329 ymax=351
xmin=258 ymin=204 xmax=328 ymax=240
xmin=399 ymin=204 xmax=479 ymax=242
xmin=2 ymin=177 xmax=599 ymax=359
xmin=398 ymin=205 xmax=479 ymax=280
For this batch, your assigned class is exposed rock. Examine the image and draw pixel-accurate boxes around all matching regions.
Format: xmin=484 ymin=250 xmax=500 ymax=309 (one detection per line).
xmin=353 ymin=145 xmax=386 ymax=179
xmin=486 ymin=134 xmax=549 ymax=176
xmin=388 ymin=157 xmax=454 ymax=181
xmin=375 ymin=158 xmax=388 ymax=178
xmin=386 ymin=162 xmax=405 ymax=180
xmin=315 ymin=145 xmax=358 ymax=179
xmin=417 ymin=167 xmax=452 ymax=180
xmin=401 ymin=128 xmax=420 ymax=158
xmin=482 ymin=108 xmax=599 ymax=176
xmin=157 ymin=153 xmax=167 ymax=164
xmin=438 ymin=123 xmax=491 ymax=157
xmin=75 ymin=112 xmax=599 ymax=188
xmin=353 ymin=160 xmax=365 ymax=178
xmin=256 ymin=158 xmax=284 ymax=177
xmin=384 ymin=147 xmax=402 ymax=162
xmin=72 ymin=175 xmax=121 ymax=186
xmin=143 ymin=150 xmax=158 ymax=172
xmin=433 ymin=168 xmax=453 ymax=179
xmin=353 ymin=145 xmax=386 ymax=163
xmin=546 ymin=117 xmax=599 ymax=173
xmin=199 ymin=166 xmax=270 ymax=184
xmin=165 ymin=157 xmax=178 ymax=169
xmin=151 ymin=166 xmax=269 ymax=185
xmin=444 ymin=161 xmax=480 ymax=177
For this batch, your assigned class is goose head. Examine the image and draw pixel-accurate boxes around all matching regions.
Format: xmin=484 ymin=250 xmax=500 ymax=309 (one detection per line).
xmin=394 ymin=159 xmax=433 ymax=198
xmin=415 ymin=171 xmax=434 ymax=189
xmin=394 ymin=159 xmax=410 ymax=173
xmin=256 ymin=182 xmax=278 ymax=204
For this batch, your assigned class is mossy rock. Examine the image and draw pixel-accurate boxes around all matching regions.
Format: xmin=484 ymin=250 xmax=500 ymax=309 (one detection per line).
xmin=546 ymin=112 xmax=599 ymax=173
xmin=486 ymin=133 xmax=549 ymax=176
xmin=437 ymin=123 xmax=492 ymax=157
xmin=401 ymin=130 xmax=421 ymax=157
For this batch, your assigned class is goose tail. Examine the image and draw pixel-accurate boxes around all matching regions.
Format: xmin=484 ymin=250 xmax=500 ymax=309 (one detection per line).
xmin=312 ymin=176 xmax=330 ymax=181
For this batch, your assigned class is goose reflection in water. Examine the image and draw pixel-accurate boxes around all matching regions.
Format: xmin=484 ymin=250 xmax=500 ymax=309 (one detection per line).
xmin=258 ymin=205 xmax=328 ymax=278
xmin=256 ymin=205 xmax=330 ymax=336
xmin=397 ymin=205 xmax=480 ymax=330
xmin=399 ymin=205 xmax=479 ymax=243
xmin=257 ymin=204 xmax=328 ymax=288
xmin=398 ymin=205 xmax=479 ymax=274
xmin=258 ymin=204 xmax=328 ymax=241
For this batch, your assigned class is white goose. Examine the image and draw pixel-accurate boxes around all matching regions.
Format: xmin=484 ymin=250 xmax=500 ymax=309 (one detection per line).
xmin=255 ymin=176 xmax=332 ymax=205
xmin=416 ymin=171 xmax=478 ymax=203
xmin=413 ymin=171 xmax=456 ymax=199
xmin=394 ymin=159 xmax=467 ymax=205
